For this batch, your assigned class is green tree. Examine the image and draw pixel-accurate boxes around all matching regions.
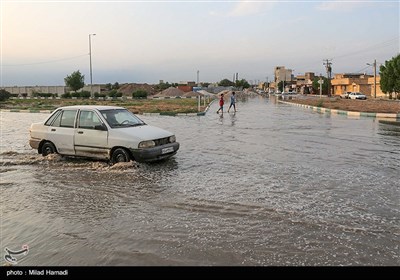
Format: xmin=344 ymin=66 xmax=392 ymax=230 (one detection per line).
xmin=155 ymin=82 xmax=171 ymax=91
xmin=218 ymin=79 xmax=234 ymax=87
xmin=64 ymin=70 xmax=85 ymax=92
xmin=312 ymin=76 xmax=329 ymax=95
xmin=380 ymin=54 xmax=400 ymax=98
xmin=235 ymin=79 xmax=250 ymax=89
xmin=277 ymin=81 xmax=284 ymax=92
xmin=105 ymin=83 xmax=112 ymax=90
xmin=112 ymin=82 xmax=120 ymax=90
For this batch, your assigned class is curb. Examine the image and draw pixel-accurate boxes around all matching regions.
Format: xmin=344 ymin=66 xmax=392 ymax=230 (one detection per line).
xmin=0 ymin=109 xmax=53 ymax=114
xmin=278 ymin=100 xmax=400 ymax=119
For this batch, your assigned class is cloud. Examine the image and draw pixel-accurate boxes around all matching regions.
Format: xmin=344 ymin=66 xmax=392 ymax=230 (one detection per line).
xmin=316 ymin=1 xmax=371 ymax=12
xmin=209 ymin=1 xmax=275 ymax=17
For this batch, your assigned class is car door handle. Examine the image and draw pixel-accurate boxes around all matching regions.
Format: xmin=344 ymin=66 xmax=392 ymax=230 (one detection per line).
xmin=51 ymin=129 xmax=56 ymax=131
xmin=78 ymin=131 xmax=84 ymax=134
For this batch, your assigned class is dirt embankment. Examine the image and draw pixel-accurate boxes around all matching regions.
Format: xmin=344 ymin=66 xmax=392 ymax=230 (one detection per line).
xmin=117 ymin=83 xmax=158 ymax=96
xmin=286 ymin=97 xmax=400 ymax=114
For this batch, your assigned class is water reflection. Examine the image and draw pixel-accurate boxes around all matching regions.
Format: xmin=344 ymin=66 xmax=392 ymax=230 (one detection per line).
xmin=378 ymin=119 xmax=400 ymax=137
xmin=229 ymin=112 xmax=237 ymax=126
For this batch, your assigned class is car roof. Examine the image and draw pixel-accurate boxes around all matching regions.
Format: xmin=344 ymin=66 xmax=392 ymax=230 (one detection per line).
xmin=57 ymin=105 xmax=124 ymax=110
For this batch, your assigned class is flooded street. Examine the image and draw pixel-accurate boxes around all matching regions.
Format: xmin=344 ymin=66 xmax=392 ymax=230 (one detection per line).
xmin=1 ymin=96 xmax=399 ymax=266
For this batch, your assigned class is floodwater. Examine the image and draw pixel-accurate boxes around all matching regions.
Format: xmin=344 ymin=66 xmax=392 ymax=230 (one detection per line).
xmin=1 ymin=95 xmax=399 ymax=266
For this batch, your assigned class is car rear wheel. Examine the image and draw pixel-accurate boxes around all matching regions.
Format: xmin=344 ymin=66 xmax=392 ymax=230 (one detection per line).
xmin=111 ymin=148 xmax=131 ymax=164
xmin=42 ymin=141 xmax=56 ymax=156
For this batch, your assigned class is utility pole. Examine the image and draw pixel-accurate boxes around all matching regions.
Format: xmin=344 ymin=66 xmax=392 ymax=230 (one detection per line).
xmin=319 ymin=75 xmax=323 ymax=98
xmin=197 ymin=70 xmax=199 ymax=86
xmin=89 ymin=33 xmax=96 ymax=98
xmin=367 ymin=59 xmax=377 ymax=98
xmin=373 ymin=59 xmax=376 ymax=98
xmin=323 ymin=59 xmax=332 ymax=96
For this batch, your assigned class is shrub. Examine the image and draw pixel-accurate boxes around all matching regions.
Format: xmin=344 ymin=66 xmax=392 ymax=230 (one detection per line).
xmin=94 ymin=92 xmax=107 ymax=99
xmin=108 ymin=89 xmax=122 ymax=98
xmin=0 ymin=89 xmax=11 ymax=101
xmin=61 ymin=93 xmax=71 ymax=99
xmin=31 ymin=91 xmax=41 ymax=97
xmin=70 ymin=92 xmax=79 ymax=98
xmin=132 ymin=90 xmax=148 ymax=99
xmin=80 ymin=91 xmax=91 ymax=99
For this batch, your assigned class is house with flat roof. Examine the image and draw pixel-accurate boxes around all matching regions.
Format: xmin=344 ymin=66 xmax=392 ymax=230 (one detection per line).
xmin=331 ymin=73 xmax=372 ymax=96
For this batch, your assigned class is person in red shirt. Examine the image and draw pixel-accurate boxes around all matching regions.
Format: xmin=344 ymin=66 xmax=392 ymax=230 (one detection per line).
xmin=217 ymin=93 xmax=224 ymax=114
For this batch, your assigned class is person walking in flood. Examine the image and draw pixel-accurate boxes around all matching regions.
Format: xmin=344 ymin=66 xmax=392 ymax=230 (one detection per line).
xmin=217 ymin=93 xmax=224 ymax=114
xmin=228 ymin=91 xmax=236 ymax=113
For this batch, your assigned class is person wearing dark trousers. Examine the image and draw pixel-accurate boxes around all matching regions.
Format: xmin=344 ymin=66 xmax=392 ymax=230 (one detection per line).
xmin=217 ymin=93 xmax=224 ymax=114
xmin=228 ymin=91 xmax=236 ymax=113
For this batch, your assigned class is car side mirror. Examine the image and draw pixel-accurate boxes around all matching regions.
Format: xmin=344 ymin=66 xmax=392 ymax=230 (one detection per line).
xmin=94 ymin=124 xmax=107 ymax=131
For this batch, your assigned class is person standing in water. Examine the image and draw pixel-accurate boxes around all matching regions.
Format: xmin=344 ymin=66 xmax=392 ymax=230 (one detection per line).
xmin=217 ymin=93 xmax=224 ymax=114
xmin=228 ymin=91 xmax=236 ymax=113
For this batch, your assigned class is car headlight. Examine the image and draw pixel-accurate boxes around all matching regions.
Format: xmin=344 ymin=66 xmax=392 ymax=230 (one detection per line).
xmin=139 ymin=140 xmax=155 ymax=148
xmin=169 ymin=135 xmax=176 ymax=143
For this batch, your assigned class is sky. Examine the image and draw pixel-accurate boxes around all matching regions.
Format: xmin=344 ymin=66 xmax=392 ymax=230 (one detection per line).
xmin=1 ymin=0 xmax=399 ymax=86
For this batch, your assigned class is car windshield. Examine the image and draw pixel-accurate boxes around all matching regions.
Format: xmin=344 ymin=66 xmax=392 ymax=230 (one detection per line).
xmin=100 ymin=109 xmax=146 ymax=128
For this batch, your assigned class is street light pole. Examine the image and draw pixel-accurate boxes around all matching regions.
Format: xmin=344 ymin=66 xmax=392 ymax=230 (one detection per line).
xmin=89 ymin=33 xmax=96 ymax=98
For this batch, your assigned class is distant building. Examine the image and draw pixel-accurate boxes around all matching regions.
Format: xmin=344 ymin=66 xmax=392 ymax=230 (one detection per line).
xmin=270 ymin=66 xmax=294 ymax=91
xmin=177 ymin=85 xmax=192 ymax=92
xmin=2 ymin=84 xmax=101 ymax=97
xmin=295 ymin=72 xmax=315 ymax=94
xmin=274 ymin=66 xmax=293 ymax=83
xmin=367 ymin=76 xmax=384 ymax=98
xmin=2 ymin=85 xmax=66 ymax=97
xmin=331 ymin=73 xmax=373 ymax=97
xmin=179 ymin=81 xmax=196 ymax=87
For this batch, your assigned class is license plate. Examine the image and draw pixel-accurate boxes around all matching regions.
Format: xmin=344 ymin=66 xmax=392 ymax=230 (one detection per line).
xmin=161 ymin=147 xmax=174 ymax=154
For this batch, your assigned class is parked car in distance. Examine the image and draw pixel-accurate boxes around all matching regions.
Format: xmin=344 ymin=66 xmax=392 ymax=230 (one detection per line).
xmin=29 ymin=105 xmax=179 ymax=163
xmin=348 ymin=92 xmax=367 ymax=100
xmin=340 ymin=92 xmax=351 ymax=99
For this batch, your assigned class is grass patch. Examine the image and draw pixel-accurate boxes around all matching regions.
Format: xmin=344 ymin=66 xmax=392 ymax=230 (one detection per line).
xmin=1 ymin=97 xmax=211 ymax=114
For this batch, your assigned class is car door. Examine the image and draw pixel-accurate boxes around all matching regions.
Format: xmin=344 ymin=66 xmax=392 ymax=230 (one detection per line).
xmin=74 ymin=109 xmax=109 ymax=159
xmin=46 ymin=109 xmax=77 ymax=155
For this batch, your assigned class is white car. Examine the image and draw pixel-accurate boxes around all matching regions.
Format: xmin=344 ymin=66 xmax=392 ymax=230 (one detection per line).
xmin=340 ymin=92 xmax=351 ymax=99
xmin=29 ymin=105 xmax=179 ymax=163
xmin=348 ymin=92 xmax=367 ymax=100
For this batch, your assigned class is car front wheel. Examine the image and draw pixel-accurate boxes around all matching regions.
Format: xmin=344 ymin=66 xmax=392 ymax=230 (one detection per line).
xmin=41 ymin=141 xmax=56 ymax=156
xmin=111 ymin=148 xmax=131 ymax=164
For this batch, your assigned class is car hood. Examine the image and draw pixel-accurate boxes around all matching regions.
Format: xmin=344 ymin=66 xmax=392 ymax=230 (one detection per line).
xmin=111 ymin=124 xmax=174 ymax=141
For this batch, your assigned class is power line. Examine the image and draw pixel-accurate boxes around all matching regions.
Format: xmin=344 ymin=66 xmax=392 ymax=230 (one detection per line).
xmin=332 ymin=37 xmax=399 ymax=61
xmin=355 ymin=65 xmax=371 ymax=73
xmin=293 ymin=37 xmax=399 ymax=71
xmin=3 ymin=54 xmax=88 ymax=67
